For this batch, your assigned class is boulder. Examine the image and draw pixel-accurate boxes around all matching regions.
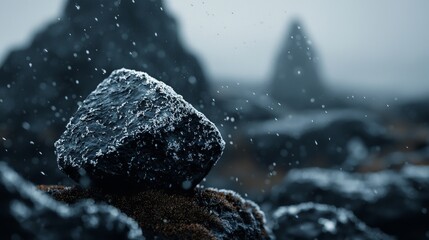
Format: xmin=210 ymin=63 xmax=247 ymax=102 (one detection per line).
xmin=55 ymin=69 xmax=224 ymax=191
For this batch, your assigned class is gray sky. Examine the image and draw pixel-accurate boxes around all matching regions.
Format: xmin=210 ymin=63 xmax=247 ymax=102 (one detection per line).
xmin=1 ymin=0 xmax=429 ymax=98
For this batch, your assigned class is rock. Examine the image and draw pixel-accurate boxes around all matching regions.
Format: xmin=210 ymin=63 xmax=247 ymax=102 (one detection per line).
xmin=0 ymin=162 xmax=144 ymax=240
xmin=269 ymin=20 xmax=343 ymax=110
xmin=0 ymin=0 xmax=210 ymax=184
xmin=246 ymin=110 xmax=391 ymax=169
xmin=271 ymin=203 xmax=393 ymax=240
xmin=55 ymin=69 xmax=225 ymax=191
xmin=267 ymin=167 xmax=429 ymax=239
xmin=41 ymin=185 xmax=272 ymax=239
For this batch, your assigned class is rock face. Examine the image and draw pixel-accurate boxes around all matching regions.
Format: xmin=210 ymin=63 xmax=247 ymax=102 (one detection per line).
xmin=42 ymin=185 xmax=272 ymax=239
xmin=270 ymin=20 xmax=329 ymax=110
xmin=0 ymin=162 xmax=144 ymax=240
xmin=0 ymin=0 xmax=209 ymax=184
xmin=267 ymin=167 xmax=429 ymax=239
xmin=55 ymin=69 xmax=225 ymax=191
xmin=271 ymin=203 xmax=392 ymax=240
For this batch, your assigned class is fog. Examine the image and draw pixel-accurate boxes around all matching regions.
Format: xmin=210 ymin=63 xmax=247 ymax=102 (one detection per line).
xmin=1 ymin=0 xmax=429 ymax=98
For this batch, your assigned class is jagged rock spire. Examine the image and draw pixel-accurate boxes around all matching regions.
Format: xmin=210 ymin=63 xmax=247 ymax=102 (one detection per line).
xmin=270 ymin=20 xmax=325 ymax=109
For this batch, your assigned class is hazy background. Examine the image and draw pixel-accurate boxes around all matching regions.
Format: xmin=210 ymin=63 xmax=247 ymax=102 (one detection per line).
xmin=1 ymin=0 xmax=428 ymax=98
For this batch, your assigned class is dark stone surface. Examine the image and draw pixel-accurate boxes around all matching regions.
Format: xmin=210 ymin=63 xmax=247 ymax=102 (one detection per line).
xmin=271 ymin=202 xmax=392 ymax=240
xmin=267 ymin=166 xmax=429 ymax=239
xmin=55 ymin=69 xmax=225 ymax=191
xmin=0 ymin=0 xmax=209 ymax=184
xmin=42 ymin=185 xmax=272 ymax=240
xmin=247 ymin=110 xmax=391 ymax=169
xmin=0 ymin=162 xmax=144 ymax=240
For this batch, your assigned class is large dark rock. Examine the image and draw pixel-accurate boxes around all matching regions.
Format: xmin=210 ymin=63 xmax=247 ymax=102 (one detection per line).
xmin=55 ymin=69 xmax=224 ymax=191
xmin=271 ymin=203 xmax=392 ymax=240
xmin=0 ymin=162 xmax=144 ymax=239
xmin=0 ymin=0 xmax=209 ymax=184
xmin=41 ymin=185 xmax=272 ymax=239
xmin=267 ymin=166 xmax=429 ymax=239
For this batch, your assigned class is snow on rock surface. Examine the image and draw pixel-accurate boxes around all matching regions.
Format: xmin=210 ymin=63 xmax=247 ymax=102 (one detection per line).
xmin=55 ymin=69 xmax=225 ymax=191
xmin=267 ymin=167 xmax=429 ymax=239
xmin=0 ymin=162 xmax=144 ymax=240
xmin=271 ymin=203 xmax=393 ymax=240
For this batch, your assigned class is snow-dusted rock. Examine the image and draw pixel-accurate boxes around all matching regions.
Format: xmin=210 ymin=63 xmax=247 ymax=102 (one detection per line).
xmin=55 ymin=69 xmax=224 ymax=191
xmin=271 ymin=203 xmax=392 ymax=240
xmin=0 ymin=162 xmax=144 ymax=240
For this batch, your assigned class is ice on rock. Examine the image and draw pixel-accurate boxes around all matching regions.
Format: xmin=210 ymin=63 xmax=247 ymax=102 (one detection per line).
xmin=55 ymin=69 xmax=225 ymax=191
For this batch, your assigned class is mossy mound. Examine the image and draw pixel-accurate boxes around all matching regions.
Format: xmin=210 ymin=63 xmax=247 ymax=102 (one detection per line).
xmin=39 ymin=185 xmax=271 ymax=239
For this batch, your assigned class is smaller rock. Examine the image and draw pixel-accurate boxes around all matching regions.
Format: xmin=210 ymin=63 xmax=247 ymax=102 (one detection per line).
xmin=271 ymin=203 xmax=393 ymax=240
xmin=0 ymin=162 xmax=144 ymax=240
xmin=55 ymin=69 xmax=225 ymax=192
xmin=267 ymin=167 xmax=429 ymax=239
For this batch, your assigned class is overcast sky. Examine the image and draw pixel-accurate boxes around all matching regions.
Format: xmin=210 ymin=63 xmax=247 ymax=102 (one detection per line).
xmin=1 ymin=0 xmax=429 ymax=98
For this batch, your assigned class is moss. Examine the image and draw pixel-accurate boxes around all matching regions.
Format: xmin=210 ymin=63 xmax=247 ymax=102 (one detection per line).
xmin=38 ymin=185 xmax=270 ymax=239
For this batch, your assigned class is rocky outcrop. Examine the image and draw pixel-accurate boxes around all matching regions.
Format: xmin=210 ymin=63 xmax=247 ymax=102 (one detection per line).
xmin=48 ymin=68 xmax=268 ymax=239
xmin=270 ymin=20 xmax=327 ymax=110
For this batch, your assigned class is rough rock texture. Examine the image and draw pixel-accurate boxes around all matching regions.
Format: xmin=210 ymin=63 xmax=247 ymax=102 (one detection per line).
xmin=247 ymin=110 xmax=391 ymax=169
xmin=267 ymin=167 xmax=429 ymax=239
xmin=0 ymin=162 xmax=144 ymax=240
xmin=271 ymin=203 xmax=393 ymax=240
xmin=40 ymin=185 xmax=272 ymax=240
xmin=55 ymin=69 xmax=224 ymax=191
xmin=0 ymin=0 xmax=210 ymax=184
